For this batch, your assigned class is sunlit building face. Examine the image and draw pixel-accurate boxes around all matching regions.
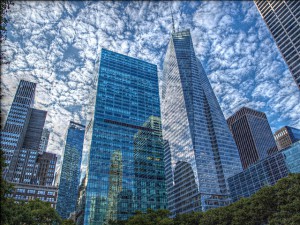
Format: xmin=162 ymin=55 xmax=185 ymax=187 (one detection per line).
xmin=161 ymin=30 xmax=242 ymax=215
xmin=83 ymin=49 xmax=167 ymax=225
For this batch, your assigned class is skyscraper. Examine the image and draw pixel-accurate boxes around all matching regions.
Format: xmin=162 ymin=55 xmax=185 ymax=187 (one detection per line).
xmin=1 ymin=80 xmax=36 ymax=176
xmin=7 ymin=108 xmax=47 ymax=183
xmin=161 ymin=29 xmax=242 ymax=215
xmin=227 ymin=107 xmax=278 ymax=169
xmin=83 ymin=49 xmax=166 ymax=225
xmin=1 ymin=80 xmax=58 ymax=207
xmin=254 ymin=0 xmax=300 ymax=89
xmin=274 ymin=126 xmax=300 ymax=150
xmin=56 ymin=121 xmax=85 ymax=219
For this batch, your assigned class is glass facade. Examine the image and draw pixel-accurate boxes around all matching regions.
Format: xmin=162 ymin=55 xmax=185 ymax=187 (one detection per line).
xmin=255 ymin=0 xmax=300 ymax=89
xmin=1 ymin=80 xmax=36 ymax=178
xmin=161 ymin=29 xmax=242 ymax=215
xmin=227 ymin=107 xmax=278 ymax=169
xmin=57 ymin=121 xmax=85 ymax=219
xmin=1 ymin=80 xmax=58 ymax=206
xmin=83 ymin=49 xmax=166 ymax=225
xmin=228 ymin=141 xmax=300 ymax=202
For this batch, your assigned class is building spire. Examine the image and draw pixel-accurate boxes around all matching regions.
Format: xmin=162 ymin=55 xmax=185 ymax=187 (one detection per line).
xmin=171 ymin=5 xmax=175 ymax=33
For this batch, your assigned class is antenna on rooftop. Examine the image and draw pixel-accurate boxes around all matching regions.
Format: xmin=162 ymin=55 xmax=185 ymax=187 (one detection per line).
xmin=170 ymin=5 xmax=175 ymax=33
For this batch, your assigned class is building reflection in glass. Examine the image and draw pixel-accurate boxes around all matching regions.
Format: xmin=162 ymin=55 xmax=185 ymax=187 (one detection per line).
xmin=106 ymin=150 xmax=123 ymax=222
xmin=134 ymin=116 xmax=167 ymax=212
xmin=83 ymin=49 xmax=166 ymax=225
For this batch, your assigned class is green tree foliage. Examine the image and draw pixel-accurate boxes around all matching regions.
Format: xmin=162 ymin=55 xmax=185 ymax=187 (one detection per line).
xmin=0 ymin=0 xmax=12 ymax=40
xmin=1 ymin=199 xmax=62 ymax=225
xmin=126 ymin=209 xmax=173 ymax=225
xmin=62 ymin=219 xmax=77 ymax=225
xmin=174 ymin=211 xmax=203 ymax=225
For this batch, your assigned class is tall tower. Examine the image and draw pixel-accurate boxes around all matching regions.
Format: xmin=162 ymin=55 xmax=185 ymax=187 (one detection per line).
xmin=161 ymin=29 xmax=242 ymax=215
xmin=254 ymin=0 xmax=300 ymax=89
xmin=227 ymin=107 xmax=278 ymax=169
xmin=7 ymin=108 xmax=47 ymax=183
xmin=56 ymin=121 xmax=85 ymax=219
xmin=1 ymin=80 xmax=58 ymax=207
xmin=1 ymin=80 xmax=36 ymax=176
xmin=83 ymin=49 xmax=166 ymax=225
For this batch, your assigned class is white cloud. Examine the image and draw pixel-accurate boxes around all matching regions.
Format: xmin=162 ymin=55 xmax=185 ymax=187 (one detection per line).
xmin=2 ymin=1 xmax=299 ymax=174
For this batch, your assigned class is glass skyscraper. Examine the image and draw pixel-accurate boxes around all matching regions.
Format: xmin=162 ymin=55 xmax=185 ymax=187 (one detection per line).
xmin=161 ymin=29 xmax=242 ymax=215
xmin=57 ymin=121 xmax=85 ymax=219
xmin=227 ymin=107 xmax=278 ymax=169
xmin=1 ymin=80 xmax=58 ymax=207
xmin=254 ymin=0 xmax=300 ymax=89
xmin=1 ymin=80 xmax=36 ymax=178
xmin=83 ymin=49 xmax=166 ymax=225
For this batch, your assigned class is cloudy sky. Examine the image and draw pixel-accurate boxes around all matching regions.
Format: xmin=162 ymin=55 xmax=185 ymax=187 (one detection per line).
xmin=1 ymin=1 xmax=299 ymax=172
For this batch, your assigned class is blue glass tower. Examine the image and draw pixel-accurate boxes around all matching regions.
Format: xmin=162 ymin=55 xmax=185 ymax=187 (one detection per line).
xmin=57 ymin=121 xmax=85 ymax=219
xmin=83 ymin=49 xmax=166 ymax=225
xmin=161 ymin=30 xmax=242 ymax=215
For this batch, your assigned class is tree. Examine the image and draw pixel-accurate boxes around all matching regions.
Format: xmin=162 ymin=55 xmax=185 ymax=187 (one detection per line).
xmin=174 ymin=211 xmax=203 ymax=225
xmin=0 ymin=0 xmax=12 ymax=40
xmin=269 ymin=174 xmax=300 ymax=225
xmin=62 ymin=219 xmax=76 ymax=225
xmin=0 ymin=149 xmax=15 ymax=225
xmin=126 ymin=209 xmax=173 ymax=225
xmin=25 ymin=199 xmax=62 ymax=225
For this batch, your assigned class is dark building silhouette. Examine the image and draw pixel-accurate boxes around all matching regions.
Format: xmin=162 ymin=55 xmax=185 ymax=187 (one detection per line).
xmin=36 ymin=152 xmax=57 ymax=186
xmin=227 ymin=107 xmax=278 ymax=169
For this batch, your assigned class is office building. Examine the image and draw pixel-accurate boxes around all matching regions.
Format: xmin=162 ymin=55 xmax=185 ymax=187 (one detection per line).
xmin=227 ymin=107 xmax=278 ymax=169
xmin=228 ymin=141 xmax=300 ymax=202
xmin=7 ymin=108 xmax=47 ymax=184
xmin=161 ymin=29 xmax=242 ymax=215
xmin=7 ymin=183 xmax=58 ymax=208
xmin=254 ymin=0 xmax=300 ymax=89
xmin=76 ymin=176 xmax=87 ymax=225
xmin=1 ymin=80 xmax=58 ymax=207
xmin=1 ymin=80 xmax=36 ymax=176
xmin=35 ymin=152 xmax=57 ymax=186
xmin=83 ymin=49 xmax=166 ymax=225
xmin=274 ymin=126 xmax=300 ymax=150
xmin=56 ymin=121 xmax=85 ymax=219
